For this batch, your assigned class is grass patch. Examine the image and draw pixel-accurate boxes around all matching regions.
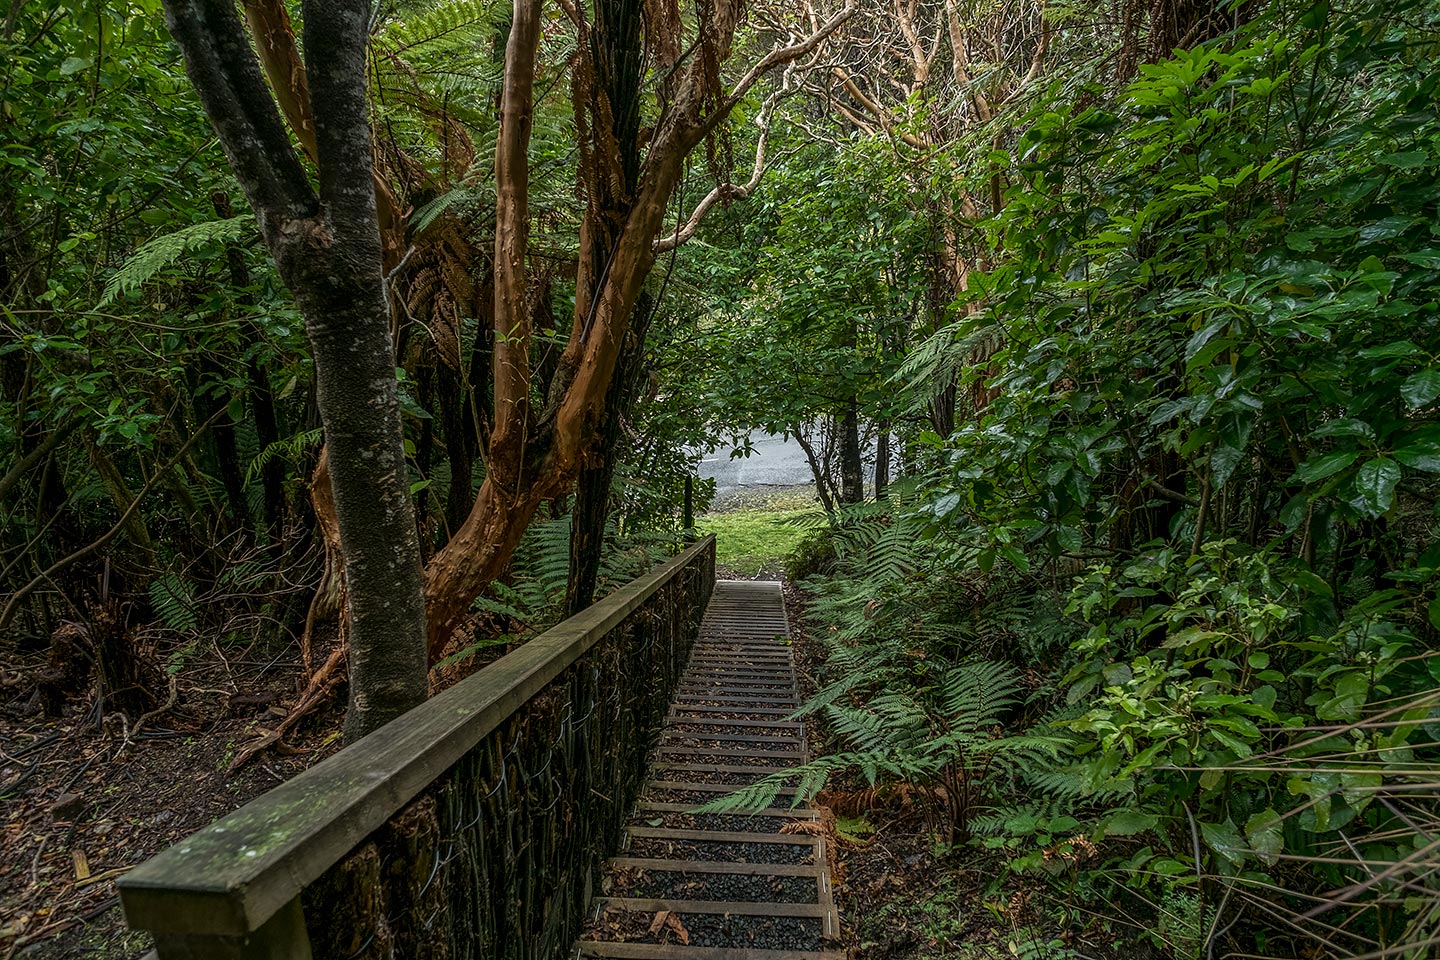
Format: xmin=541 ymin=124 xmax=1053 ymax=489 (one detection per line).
xmin=697 ymin=500 xmax=824 ymax=577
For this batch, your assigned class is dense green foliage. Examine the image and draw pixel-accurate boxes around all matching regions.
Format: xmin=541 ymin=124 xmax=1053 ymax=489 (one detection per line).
xmin=5 ymin=0 xmax=1440 ymax=955
xmin=687 ymin=0 xmax=1440 ymax=956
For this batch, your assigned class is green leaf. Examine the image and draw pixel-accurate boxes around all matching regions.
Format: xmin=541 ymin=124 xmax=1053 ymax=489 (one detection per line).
xmin=1395 ymin=440 xmax=1440 ymax=472
xmin=1201 ymin=818 xmax=1247 ymax=867
xmin=1357 ymin=341 xmax=1419 ymax=360
xmin=1350 ymin=458 xmax=1401 ymax=516
xmin=1358 ymin=217 xmax=1415 ymax=244
xmin=1103 ymin=809 xmax=1159 ymax=837
xmin=1245 ymin=809 xmax=1284 ymax=866
xmin=1401 ymin=370 xmax=1440 ymax=408
xmin=1294 ymin=450 xmax=1357 ymax=483
xmin=1400 ymin=250 xmax=1440 ymax=269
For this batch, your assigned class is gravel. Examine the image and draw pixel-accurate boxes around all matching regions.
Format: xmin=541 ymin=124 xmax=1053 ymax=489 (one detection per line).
xmin=589 ymin=910 xmax=825 ymax=950
xmin=626 ymin=837 xmax=815 ymax=865
xmin=607 ymin=868 xmax=818 ymax=904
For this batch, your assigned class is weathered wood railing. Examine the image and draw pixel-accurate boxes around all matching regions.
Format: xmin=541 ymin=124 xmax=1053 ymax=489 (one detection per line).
xmin=119 ymin=535 xmax=716 ymax=960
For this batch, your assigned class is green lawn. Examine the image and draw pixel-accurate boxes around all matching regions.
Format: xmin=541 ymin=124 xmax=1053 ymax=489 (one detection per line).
xmin=696 ymin=492 xmax=824 ymax=577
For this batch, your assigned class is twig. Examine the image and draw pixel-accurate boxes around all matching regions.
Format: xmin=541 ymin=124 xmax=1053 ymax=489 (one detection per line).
xmin=120 ymin=674 xmax=179 ymax=753
xmin=0 ymin=410 xmax=224 ymax=630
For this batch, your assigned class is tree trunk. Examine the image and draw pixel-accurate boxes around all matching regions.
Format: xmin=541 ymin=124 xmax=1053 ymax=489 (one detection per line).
xmin=875 ymin=418 xmax=890 ymax=500
xmin=793 ymin=426 xmax=837 ymax=514
xmin=565 ymin=292 xmax=654 ymax=616
xmin=85 ymin=436 xmax=157 ymax=570
xmin=200 ymin=356 xmax=252 ymax=532
xmin=164 ymin=0 xmax=429 ymax=740
xmin=840 ymin=399 xmax=864 ymax=504
xmin=213 ymin=190 xmax=285 ymax=536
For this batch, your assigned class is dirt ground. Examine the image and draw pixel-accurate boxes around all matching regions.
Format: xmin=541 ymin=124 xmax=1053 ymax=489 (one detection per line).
xmin=0 ymin=639 xmax=335 ymax=959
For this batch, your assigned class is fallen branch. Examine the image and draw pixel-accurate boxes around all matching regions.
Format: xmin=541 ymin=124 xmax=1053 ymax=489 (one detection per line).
xmin=228 ymin=643 xmax=347 ymax=771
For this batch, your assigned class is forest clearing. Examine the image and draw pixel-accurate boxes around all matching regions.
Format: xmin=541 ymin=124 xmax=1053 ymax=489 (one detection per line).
xmin=2 ymin=0 xmax=1440 ymax=957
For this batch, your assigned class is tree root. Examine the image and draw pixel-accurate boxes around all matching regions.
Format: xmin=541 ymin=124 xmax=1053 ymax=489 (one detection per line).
xmin=229 ymin=644 xmax=347 ymax=772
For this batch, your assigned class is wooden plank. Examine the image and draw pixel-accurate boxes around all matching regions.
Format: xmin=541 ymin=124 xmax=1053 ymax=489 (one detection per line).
xmin=671 ymin=696 xmax=799 ymax=707
xmin=118 ymin=537 xmax=717 ymax=938
xmin=659 ymin=736 xmax=806 ymax=748
xmin=606 ymin=857 xmax=822 ymax=877
xmin=671 ymin=705 xmax=798 ymax=714
xmin=633 ymin=802 xmax=814 ymax=818
xmin=646 ymin=780 xmax=797 ymax=795
xmin=653 ymin=746 xmax=803 ymax=760
xmin=626 ymin=827 xmax=816 ymax=845
xmin=579 ymin=944 xmax=843 ymax=960
xmin=596 ymin=898 xmax=827 ymax=918
xmin=665 ymin=718 xmax=803 ymax=730
xmin=652 ymin=762 xmax=789 ymax=775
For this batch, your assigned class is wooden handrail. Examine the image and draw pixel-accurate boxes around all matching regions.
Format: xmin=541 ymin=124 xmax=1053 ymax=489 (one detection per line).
xmin=119 ymin=535 xmax=716 ymax=949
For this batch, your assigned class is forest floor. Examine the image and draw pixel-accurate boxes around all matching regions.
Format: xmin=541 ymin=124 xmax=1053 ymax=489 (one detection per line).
xmin=0 ymin=640 xmax=334 ymax=959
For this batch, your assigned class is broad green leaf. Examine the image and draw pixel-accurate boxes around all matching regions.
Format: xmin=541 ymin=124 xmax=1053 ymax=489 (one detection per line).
xmin=1245 ymin=809 xmax=1284 ymax=866
xmin=1401 ymin=369 xmax=1440 ymax=408
xmin=1294 ymin=450 xmax=1357 ymax=483
xmin=1350 ymin=458 xmax=1401 ymax=516
xmin=1103 ymin=810 xmax=1159 ymax=837
xmin=1395 ymin=440 xmax=1440 ymax=472
xmin=1201 ymin=818 xmax=1247 ymax=867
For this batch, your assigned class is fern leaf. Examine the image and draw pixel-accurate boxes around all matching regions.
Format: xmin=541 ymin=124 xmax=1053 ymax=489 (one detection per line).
xmin=101 ymin=216 xmax=254 ymax=305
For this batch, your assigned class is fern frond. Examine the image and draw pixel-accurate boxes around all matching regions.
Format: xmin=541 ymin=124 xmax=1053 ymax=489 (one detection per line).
xmin=101 ymin=216 xmax=254 ymax=305
xmin=373 ymin=0 xmax=500 ymax=55
xmin=246 ymin=428 xmax=323 ymax=485
xmin=149 ymin=573 xmax=199 ymax=634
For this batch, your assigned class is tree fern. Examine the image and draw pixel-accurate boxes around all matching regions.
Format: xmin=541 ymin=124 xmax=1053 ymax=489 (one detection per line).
xmin=373 ymin=0 xmax=500 ymax=55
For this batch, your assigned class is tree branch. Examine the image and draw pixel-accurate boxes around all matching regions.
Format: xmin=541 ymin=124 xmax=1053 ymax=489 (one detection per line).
xmin=0 ymin=418 xmax=77 ymax=504
xmin=709 ymin=1 xmax=858 ymax=133
xmin=830 ymin=67 xmax=928 ymax=148
xmin=163 ymin=0 xmax=315 ymax=227
xmin=655 ymin=65 xmax=796 ymax=253
xmin=489 ymin=0 xmax=543 ymax=489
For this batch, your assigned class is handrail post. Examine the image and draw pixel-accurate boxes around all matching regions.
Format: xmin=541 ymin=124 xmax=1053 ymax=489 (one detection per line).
xmin=149 ymin=895 xmax=312 ymax=960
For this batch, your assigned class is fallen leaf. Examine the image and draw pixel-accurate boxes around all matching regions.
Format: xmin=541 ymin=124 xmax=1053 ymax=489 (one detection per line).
xmin=664 ymin=912 xmax=690 ymax=945
xmin=72 ymin=849 xmax=90 ymax=881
